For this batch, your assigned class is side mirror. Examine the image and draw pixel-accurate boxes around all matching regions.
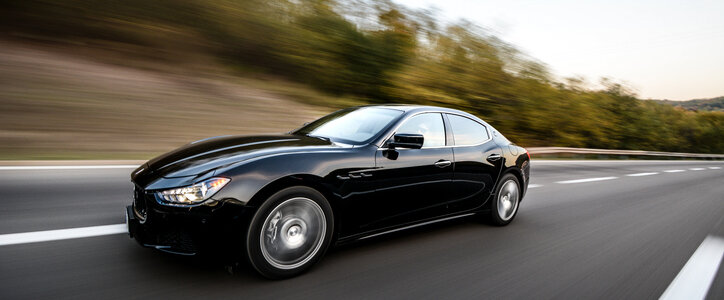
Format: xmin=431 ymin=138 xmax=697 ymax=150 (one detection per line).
xmin=388 ymin=133 xmax=424 ymax=149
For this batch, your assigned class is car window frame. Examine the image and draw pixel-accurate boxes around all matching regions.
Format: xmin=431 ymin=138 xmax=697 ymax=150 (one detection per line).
xmin=378 ymin=112 xmax=448 ymax=150
xmin=445 ymin=113 xmax=492 ymax=147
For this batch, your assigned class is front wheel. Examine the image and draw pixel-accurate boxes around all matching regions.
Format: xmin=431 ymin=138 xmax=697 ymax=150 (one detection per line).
xmin=246 ymin=186 xmax=334 ymax=279
xmin=486 ymin=174 xmax=521 ymax=226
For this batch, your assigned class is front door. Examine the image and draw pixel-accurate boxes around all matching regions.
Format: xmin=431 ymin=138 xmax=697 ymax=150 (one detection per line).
xmin=362 ymin=113 xmax=455 ymax=231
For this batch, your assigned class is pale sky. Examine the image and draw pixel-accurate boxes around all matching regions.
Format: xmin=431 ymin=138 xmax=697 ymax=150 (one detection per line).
xmin=394 ymin=0 xmax=724 ymax=100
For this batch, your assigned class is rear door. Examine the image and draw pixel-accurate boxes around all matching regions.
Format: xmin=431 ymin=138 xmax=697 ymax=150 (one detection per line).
xmin=445 ymin=114 xmax=503 ymax=212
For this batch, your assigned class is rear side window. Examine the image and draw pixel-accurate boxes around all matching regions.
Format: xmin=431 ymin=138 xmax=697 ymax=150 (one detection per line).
xmin=447 ymin=114 xmax=490 ymax=146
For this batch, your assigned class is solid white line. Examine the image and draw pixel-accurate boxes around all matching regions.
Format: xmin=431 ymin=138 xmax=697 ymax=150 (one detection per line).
xmin=532 ymin=160 xmax=722 ymax=164
xmin=0 ymin=165 xmax=138 ymax=170
xmin=0 ymin=224 xmax=127 ymax=246
xmin=659 ymin=235 xmax=724 ymax=300
xmin=528 ymin=184 xmax=542 ymax=188
xmin=664 ymin=170 xmax=686 ymax=173
xmin=709 ymin=167 xmax=722 ymax=170
xmin=689 ymin=168 xmax=705 ymax=171
xmin=556 ymin=177 xmax=618 ymax=184
xmin=626 ymin=172 xmax=659 ymax=177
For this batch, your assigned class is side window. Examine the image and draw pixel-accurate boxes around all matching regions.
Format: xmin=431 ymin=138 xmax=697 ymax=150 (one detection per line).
xmin=448 ymin=114 xmax=489 ymax=146
xmin=395 ymin=113 xmax=446 ymax=147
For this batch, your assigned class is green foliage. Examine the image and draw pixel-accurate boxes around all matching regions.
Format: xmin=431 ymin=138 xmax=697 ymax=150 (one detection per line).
xmin=1 ymin=0 xmax=722 ymax=153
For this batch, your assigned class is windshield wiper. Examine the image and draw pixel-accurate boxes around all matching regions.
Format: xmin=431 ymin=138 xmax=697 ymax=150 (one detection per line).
xmin=306 ymin=134 xmax=331 ymax=142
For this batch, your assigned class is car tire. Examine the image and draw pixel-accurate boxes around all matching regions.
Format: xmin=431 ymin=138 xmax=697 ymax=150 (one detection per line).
xmin=246 ymin=186 xmax=334 ymax=279
xmin=486 ymin=173 xmax=521 ymax=226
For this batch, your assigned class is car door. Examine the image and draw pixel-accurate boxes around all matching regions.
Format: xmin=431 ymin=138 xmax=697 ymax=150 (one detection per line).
xmin=361 ymin=113 xmax=455 ymax=231
xmin=445 ymin=114 xmax=503 ymax=212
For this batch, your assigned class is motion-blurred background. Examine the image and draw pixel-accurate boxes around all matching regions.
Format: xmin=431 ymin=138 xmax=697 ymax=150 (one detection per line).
xmin=1 ymin=0 xmax=722 ymax=160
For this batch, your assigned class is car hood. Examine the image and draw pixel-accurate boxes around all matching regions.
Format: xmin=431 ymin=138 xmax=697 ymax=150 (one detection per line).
xmin=132 ymin=134 xmax=338 ymax=185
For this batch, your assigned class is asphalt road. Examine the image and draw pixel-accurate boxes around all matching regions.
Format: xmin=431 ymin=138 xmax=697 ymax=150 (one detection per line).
xmin=1 ymin=160 xmax=723 ymax=299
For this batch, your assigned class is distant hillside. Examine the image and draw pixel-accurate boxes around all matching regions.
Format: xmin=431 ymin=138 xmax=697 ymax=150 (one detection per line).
xmin=655 ymin=96 xmax=724 ymax=112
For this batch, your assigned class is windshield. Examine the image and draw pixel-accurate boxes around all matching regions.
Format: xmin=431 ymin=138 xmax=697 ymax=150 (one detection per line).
xmin=294 ymin=107 xmax=404 ymax=145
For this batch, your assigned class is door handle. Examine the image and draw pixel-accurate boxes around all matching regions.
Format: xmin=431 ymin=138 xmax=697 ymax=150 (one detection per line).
xmin=487 ymin=153 xmax=502 ymax=163
xmin=434 ymin=160 xmax=452 ymax=168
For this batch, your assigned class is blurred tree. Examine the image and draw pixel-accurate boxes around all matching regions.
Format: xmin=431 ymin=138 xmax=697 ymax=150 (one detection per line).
xmin=0 ymin=0 xmax=721 ymax=153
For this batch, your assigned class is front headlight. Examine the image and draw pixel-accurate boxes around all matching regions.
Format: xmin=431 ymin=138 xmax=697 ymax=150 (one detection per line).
xmin=158 ymin=177 xmax=230 ymax=204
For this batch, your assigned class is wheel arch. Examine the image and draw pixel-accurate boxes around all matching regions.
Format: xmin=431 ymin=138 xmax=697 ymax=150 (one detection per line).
xmin=498 ymin=166 xmax=527 ymax=201
xmin=244 ymin=174 xmax=342 ymax=238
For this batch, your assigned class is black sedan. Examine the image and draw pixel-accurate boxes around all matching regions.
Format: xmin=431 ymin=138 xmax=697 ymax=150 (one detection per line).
xmin=126 ymin=105 xmax=530 ymax=279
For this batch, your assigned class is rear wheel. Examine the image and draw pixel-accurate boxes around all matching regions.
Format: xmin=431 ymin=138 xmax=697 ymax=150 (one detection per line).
xmin=486 ymin=173 xmax=520 ymax=226
xmin=246 ymin=186 xmax=333 ymax=279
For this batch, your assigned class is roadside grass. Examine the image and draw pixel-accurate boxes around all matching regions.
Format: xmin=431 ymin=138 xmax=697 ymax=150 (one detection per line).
xmin=0 ymin=41 xmax=348 ymax=160
xmin=4 ymin=40 xmax=714 ymax=161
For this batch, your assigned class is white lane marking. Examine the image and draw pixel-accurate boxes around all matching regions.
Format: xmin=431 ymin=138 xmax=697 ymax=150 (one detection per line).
xmin=659 ymin=235 xmax=724 ymax=300
xmin=664 ymin=170 xmax=686 ymax=173
xmin=709 ymin=167 xmax=722 ymax=170
xmin=556 ymin=177 xmax=618 ymax=184
xmin=689 ymin=168 xmax=705 ymax=171
xmin=0 ymin=224 xmax=127 ymax=246
xmin=528 ymin=184 xmax=542 ymax=188
xmin=532 ymin=160 xmax=724 ymax=164
xmin=626 ymin=172 xmax=659 ymax=177
xmin=0 ymin=165 xmax=138 ymax=170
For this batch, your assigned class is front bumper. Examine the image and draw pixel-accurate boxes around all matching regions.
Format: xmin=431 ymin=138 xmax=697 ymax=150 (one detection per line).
xmin=126 ymin=197 xmax=251 ymax=257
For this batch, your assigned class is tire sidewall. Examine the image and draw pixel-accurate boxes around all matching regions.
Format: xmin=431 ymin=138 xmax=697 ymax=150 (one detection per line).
xmin=490 ymin=174 xmax=521 ymax=226
xmin=246 ymin=186 xmax=334 ymax=279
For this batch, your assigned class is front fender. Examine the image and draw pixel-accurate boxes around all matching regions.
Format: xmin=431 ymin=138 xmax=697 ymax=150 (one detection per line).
xmin=210 ymin=147 xmax=376 ymax=206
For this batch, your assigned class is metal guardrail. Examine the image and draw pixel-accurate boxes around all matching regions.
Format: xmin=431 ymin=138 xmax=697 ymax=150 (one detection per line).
xmin=528 ymin=147 xmax=724 ymax=159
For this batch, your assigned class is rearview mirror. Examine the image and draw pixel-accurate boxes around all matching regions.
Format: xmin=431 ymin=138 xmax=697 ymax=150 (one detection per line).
xmin=388 ymin=133 xmax=424 ymax=149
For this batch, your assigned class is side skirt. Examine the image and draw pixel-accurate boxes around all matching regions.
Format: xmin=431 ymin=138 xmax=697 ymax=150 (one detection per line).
xmin=337 ymin=212 xmax=477 ymax=244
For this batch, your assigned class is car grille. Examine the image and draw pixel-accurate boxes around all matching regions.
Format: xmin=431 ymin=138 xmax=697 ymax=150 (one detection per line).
xmin=133 ymin=185 xmax=148 ymax=222
xmin=158 ymin=230 xmax=198 ymax=254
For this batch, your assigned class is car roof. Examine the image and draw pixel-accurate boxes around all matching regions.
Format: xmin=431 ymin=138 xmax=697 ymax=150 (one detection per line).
xmin=359 ymin=104 xmax=499 ymax=146
xmin=360 ymin=104 xmax=479 ymax=118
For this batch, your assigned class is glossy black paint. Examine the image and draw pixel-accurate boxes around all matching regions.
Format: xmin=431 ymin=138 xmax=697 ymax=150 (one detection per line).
xmin=128 ymin=105 xmax=530 ymax=257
